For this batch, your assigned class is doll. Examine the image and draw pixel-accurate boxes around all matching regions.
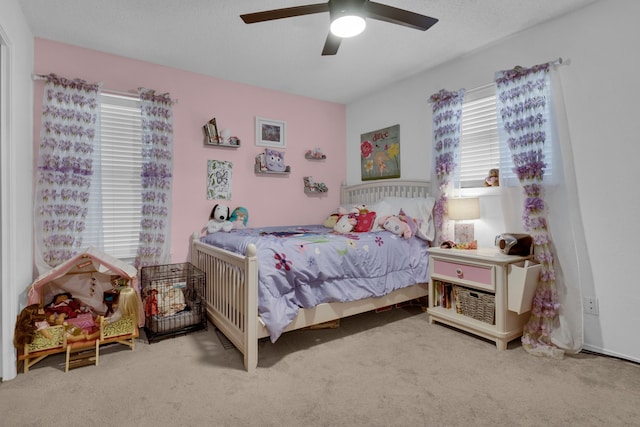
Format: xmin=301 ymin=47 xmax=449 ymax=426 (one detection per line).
xmin=45 ymin=292 xmax=84 ymax=320
xmin=229 ymin=207 xmax=249 ymax=229
xmin=105 ymin=287 xmax=140 ymax=324
xmin=144 ymin=288 xmax=159 ymax=317
xmin=14 ymin=304 xmax=52 ymax=348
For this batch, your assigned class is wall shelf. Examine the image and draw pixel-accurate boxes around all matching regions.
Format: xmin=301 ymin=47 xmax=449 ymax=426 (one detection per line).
xmin=304 ymin=188 xmax=328 ymax=194
xmin=205 ymin=141 xmax=240 ymax=149
xmin=254 ymin=164 xmax=291 ymax=174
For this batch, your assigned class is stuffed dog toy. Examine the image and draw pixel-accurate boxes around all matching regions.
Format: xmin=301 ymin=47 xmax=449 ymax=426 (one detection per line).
xmin=207 ymin=204 xmax=233 ymax=233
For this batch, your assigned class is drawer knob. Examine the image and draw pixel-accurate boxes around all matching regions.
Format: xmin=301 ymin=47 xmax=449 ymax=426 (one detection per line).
xmin=455 ymin=268 xmax=463 ymax=278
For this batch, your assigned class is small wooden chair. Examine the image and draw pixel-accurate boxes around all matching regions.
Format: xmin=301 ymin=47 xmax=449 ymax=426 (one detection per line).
xmin=18 ymin=325 xmax=66 ymax=373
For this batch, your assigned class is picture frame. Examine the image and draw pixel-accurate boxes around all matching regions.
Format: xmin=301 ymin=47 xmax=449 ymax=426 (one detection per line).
xmin=204 ymin=118 xmax=220 ymax=145
xmin=360 ymin=124 xmax=401 ymax=181
xmin=255 ymin=117 xmax=286 ymax=148
xmin=207 ymin=159 xmax=232 ymax=200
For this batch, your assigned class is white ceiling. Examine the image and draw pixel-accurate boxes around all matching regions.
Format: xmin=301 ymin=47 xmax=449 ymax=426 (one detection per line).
xmin=20 ymin=0 xmax=597 ymax=104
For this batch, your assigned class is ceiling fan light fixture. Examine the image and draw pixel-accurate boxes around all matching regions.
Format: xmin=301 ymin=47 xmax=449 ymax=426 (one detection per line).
xmin=330 ymin=14 xmax=366 ymax=38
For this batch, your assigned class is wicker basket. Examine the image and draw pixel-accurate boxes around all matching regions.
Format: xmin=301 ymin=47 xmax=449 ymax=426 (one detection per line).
xmin=454 ymin=286 xmax=495 ymax=325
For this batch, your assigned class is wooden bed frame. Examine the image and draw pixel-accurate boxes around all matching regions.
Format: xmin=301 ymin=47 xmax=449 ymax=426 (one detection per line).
xmin=191 ymin=180 xmax=431 ymax=372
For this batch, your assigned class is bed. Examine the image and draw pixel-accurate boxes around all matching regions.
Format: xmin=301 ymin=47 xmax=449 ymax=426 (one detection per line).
xmin=191 ymin=180 xmax=434 ymax=372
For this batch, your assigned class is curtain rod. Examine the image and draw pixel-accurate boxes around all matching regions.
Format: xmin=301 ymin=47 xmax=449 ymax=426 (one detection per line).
xmin=31 ymin=73 xmax=179 ymax=104
xmin=428 ymin=57 xmax=567 ymax=104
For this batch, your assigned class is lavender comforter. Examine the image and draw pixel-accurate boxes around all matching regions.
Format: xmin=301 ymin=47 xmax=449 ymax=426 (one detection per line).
xmin=201 ymin=225 xmax=429 ymax=342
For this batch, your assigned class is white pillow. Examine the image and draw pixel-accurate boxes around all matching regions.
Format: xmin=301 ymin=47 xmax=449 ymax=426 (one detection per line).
xmin=367 ymin=199 xmax=394 ymax=231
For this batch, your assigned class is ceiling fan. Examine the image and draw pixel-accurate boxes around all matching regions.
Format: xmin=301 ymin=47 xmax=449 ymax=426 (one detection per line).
xmin=240 ymin=0 xmax=438 ymax=56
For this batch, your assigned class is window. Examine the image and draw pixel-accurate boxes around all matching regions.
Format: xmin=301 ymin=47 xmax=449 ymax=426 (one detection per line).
xmin=459 ymin=84 xmax=501 ymax=188
xmin=459 ymin=83 xmax=553 ymax=189
xmin=98 ymin=93 xmax=143 ymax=261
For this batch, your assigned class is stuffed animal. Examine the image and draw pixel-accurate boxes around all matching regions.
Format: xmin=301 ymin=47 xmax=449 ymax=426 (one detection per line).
xmin=323 ymin=213 xmax=341 ymax=228
xmin=229 ymin=207 xmax=249 ymax=229
xmin=397 ymin=209 xmax=418 ymax=237
xmin=353 ymin=204 xmax=369 ymax=214
xmin=379 ymin=215 xmax=413 ymax=239
xmin=207 ymin=204 xmax=233 ymax=233
xmin=484 ymin=168 xmax=500 ymax=187
xmin=265 ymin=148 xmax=286 ymax=172
xmin=333 ymin=215 xmax=357 ymax=234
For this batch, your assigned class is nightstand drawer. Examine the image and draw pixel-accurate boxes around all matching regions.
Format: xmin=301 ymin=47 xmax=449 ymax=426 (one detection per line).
xmin=433 ymin=258 xmax=494 ymax=288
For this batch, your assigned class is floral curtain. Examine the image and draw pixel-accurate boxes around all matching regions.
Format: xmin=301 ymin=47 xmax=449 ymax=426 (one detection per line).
xmin=135 ymin=88 xmax=174 ymax=269
xmin=429 ymin=89 xmax=465 ymax=245
xmin=496 ymin=64 xmax=558 ymax=357
xmin=34 ymin=74 xmax=102 ymax=272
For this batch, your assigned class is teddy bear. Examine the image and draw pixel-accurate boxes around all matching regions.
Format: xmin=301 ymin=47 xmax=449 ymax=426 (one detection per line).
xmin=484 ymin=168 xmax=500 ymax=187
xmin=207 ymin=204 xmax=233 ymax=233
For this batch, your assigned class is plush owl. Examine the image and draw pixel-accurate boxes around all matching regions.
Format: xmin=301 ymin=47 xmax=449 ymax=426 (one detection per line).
xmin=265 ymin=148 xmax=286 ymax=172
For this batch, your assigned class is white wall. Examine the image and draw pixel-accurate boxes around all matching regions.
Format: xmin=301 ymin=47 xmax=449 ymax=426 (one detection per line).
xmin=0 ymin=0 xmax=35 ymax=381
xmin=346 ymin=0 xmax=640 ymax=362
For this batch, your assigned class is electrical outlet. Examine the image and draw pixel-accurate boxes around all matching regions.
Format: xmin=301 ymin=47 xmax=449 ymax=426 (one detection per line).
xmin=584 ymin=297 xmax=599 ymax=315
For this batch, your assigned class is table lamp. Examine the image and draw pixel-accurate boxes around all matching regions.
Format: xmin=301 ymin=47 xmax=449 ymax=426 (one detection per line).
xmin=447 ymin=197 xmax=480 ymax=244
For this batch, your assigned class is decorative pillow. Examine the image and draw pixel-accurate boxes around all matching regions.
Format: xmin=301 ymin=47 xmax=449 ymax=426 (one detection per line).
xmin=353 ymin=212 xmax=377 ymax=232
xmin=265 ymin=148 xmax=286 ymax=172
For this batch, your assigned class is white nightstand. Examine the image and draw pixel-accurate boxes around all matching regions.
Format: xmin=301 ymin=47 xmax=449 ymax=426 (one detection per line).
xmin=427 ymin=246 xmax=537 ymax=350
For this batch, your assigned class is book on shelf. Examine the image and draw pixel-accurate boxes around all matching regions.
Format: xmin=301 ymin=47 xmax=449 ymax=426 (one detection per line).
xmin=433 ymin=280 xmax=453 ymax=309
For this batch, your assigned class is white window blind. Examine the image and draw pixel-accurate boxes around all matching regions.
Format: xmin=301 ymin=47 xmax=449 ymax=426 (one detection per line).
xmin=99 ymin=93 xmax=142 ymax=261
xmin=459 ymin=84 xmax=500 ymax=188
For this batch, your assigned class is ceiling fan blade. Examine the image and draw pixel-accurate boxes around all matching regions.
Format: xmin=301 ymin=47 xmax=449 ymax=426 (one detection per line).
xmin=365 ymin=1 xmax=438 ymax=31
xmin=241 ymin=3 xmax=329 ymax=23
xmin=321 ymin=32 xmax=342 ymax=56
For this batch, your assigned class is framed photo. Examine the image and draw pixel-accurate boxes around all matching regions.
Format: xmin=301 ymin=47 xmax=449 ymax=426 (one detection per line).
xmin=204 ymin=118 xmax=220 ymax=145
xmin=255 ymin=117 xmax=286 ymax=148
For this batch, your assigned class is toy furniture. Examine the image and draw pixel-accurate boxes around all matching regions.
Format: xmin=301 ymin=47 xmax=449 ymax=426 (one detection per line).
xmin=18 ymin=325 xmax=67 ymax=373
xmin=65 ymin=339 xmax=100 ymax=372
xmin=100 ymin=314 xmax=138 ymax=350
xmin=19 ymin=247 xmax=141 ymax=373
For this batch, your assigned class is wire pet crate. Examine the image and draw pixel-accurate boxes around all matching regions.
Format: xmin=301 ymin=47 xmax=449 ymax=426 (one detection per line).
xmin=140 ymin=263 xmax=207 ymax=343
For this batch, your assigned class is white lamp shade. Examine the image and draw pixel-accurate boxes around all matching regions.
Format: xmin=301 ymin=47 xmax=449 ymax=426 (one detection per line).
xmin=330 ymin=15 xmax=366 ymax=38
xmin=447 ymin=197 xmax=480 ymax=220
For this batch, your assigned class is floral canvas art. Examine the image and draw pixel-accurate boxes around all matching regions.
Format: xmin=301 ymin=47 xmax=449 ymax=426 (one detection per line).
xmin=360 ymin=124 xmax=400 ymax=181
xmin=207 ymin=160 xmax=232 ymax=200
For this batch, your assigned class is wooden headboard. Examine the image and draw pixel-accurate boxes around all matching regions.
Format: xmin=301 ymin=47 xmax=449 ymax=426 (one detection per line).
xmin=341 ymin=180 xmax=431 ymax=205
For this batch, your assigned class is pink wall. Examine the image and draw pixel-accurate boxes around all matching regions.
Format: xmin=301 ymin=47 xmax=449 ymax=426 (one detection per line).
xmin=34 ymin=39 xmax=346 ymax=263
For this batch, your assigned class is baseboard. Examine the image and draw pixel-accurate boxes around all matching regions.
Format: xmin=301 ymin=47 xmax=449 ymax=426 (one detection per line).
xmin=581 ymin=344 xmax=640 ymax=365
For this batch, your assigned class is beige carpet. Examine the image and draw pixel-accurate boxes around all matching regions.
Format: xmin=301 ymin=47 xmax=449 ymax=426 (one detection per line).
xmin=2 ymin=307 xmax=639 ymax=427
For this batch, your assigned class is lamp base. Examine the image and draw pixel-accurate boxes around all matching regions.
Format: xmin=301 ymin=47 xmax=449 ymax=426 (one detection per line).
xmin=455 ymin=223 xmax=475 ymax=245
